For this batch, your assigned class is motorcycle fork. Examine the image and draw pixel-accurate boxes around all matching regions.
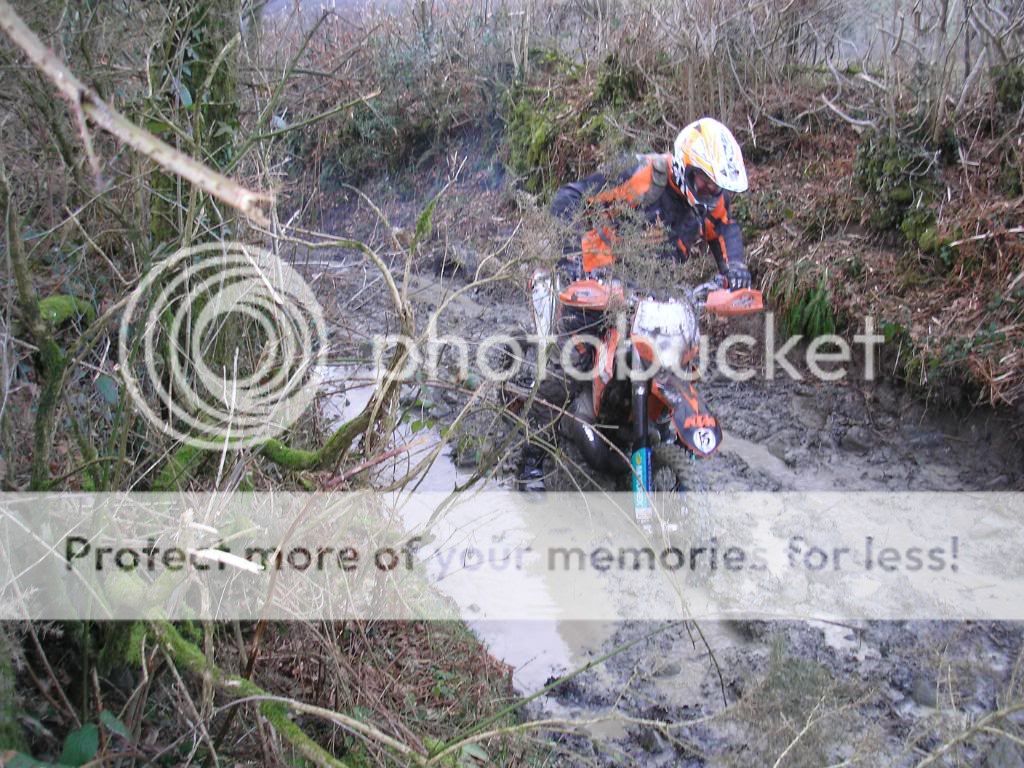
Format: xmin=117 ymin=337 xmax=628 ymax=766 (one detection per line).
xmin=630 ymin=352 xmax=652 ymax=519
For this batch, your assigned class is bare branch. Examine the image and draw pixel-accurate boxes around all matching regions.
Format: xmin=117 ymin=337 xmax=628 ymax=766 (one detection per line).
xmin=0 ymin=0 xmax=273 ymax=226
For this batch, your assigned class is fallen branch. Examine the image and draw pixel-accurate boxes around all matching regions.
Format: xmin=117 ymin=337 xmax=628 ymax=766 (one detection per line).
xmin=0 ymin=0 xmax=272 ymax=226
xmin=820 ymin=94 xmax=877 ymax=129
xmin=948 ymin=227 xmax=1024 ymax=247
xmin=322 ymin=437 xmax=430 ymax=489
xmin=1 ymin=166 xmax=73 ymax=489
xmin=151 ymin=621 xmax=358 ymax=768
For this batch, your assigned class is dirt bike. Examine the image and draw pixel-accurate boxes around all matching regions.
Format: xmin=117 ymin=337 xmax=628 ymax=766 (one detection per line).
xmin=499 ymin=266 xmax=763 ymax=518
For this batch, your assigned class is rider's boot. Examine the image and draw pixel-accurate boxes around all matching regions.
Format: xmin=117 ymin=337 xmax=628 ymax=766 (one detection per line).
xmin=517 ymin=443 xmax=546 ymax=483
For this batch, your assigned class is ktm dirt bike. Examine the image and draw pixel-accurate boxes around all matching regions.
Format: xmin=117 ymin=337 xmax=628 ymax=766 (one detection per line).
xmin=498 ymin=267 xmax=762 ymax=516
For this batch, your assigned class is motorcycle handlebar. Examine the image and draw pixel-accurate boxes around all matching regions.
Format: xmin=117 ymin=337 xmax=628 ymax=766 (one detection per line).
xmin=690 ymin=275 xmax=728 ymax=303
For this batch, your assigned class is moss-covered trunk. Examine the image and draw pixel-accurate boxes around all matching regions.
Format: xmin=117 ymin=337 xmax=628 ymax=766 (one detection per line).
xmin=149 ymin=0 xmax=241 ymax=248
xmin=144 ymin=0 xmax=243 ymax=487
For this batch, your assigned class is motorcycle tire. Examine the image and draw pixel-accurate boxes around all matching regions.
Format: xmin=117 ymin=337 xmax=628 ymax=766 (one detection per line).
xmin=651 ymin=440 xmax=699 ymax=492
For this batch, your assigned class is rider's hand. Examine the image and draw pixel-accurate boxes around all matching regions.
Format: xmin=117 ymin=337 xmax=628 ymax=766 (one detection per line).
xmin=725 ymin=265 xmax=752 ymax=291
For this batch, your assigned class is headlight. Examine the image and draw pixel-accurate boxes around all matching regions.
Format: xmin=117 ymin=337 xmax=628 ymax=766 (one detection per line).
xmin=653 ymin=336 xmax=686 ymax=372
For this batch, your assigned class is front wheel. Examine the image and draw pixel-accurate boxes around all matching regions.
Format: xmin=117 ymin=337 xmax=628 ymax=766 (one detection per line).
xmin=651 ymin=440 xmax=698 ymax=492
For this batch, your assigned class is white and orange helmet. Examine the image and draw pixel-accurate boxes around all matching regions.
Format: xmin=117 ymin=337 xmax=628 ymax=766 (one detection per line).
xmin=672 ymin=118 xmax=748 ymax=207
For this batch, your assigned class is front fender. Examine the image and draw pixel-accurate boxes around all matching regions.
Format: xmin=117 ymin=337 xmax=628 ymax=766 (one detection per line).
xmin=651 ymin=373 xmax=722 ymax=458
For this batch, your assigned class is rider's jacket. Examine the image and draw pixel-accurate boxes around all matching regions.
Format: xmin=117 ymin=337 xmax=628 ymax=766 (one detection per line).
xmin=550 ymin=153 xmax=746 ymax=275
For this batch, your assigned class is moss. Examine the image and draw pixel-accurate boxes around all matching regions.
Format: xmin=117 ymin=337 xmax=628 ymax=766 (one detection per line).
xmin=122 ymin=622 xmax=150 ymax=666
xmin=261 ymin=408 xmax=371 ymax=472
xmin=0 ymin=631 xmax=25 ymax=751
xmin=899 ymin=208 xmax=934 ymax=246
xmin=993 ymin=63 xmax=1024 ymax=115
xmin=899 ymin=208 xmax=954 ymax=262
xmin=503 ymin=89 xmax=560 ymax=193
xmin=151 ymin=443 xmax=207 ymax=490
xmin=261 ymin=438 xmax=319 ymax=470
xmin=594 ymin=53 xmax=645 ymax=108
xmin=38 ymin=294 xmax=96 ymax=327
xmin=31 ymin=338 xmax=68 ymax=490
xmin=854 ymin=132 xmax=938 ymax=236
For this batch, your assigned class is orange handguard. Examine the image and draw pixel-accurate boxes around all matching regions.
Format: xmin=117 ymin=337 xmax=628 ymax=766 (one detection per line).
xmin=705 ymin=288 xmax=764 ymax=317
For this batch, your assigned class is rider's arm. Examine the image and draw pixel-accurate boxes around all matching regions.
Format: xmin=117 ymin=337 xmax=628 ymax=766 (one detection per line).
xmin=551 ymin=154 xmax=665 ymax=219
xmin=551 ymin=156 xmax=668 ymax=272
xmin=551 ymin=173 xmax=608 ymax=221
xmin=703 ymin=193 xmax=746 ymax=275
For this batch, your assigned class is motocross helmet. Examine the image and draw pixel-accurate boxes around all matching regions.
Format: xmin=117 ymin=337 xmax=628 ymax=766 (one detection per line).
xmin=672 ymin=118 xmax=748 ymax=213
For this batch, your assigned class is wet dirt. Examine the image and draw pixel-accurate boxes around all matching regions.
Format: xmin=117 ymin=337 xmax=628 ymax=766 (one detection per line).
xmin=304 ymin=174 xmax=1024 ymax=765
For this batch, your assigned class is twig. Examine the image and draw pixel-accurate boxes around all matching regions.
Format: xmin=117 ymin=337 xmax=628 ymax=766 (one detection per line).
xmin=914 ymin=701 xmax=1024 ymax=767
xmin=152 ymin=621 xmax=356 ymax=768
xmin=428 ymin=622 xmax=684 ymax=763
xmin=322 ymin=436 xmax=429 ymax=489
xmin=0 ymin=0 xmax=272 ymax=225
xmin=948 ymin=227 xmax=1024 ymax=247
xmin=820 ymin=94 xmax=877 ymax=129
xmin=772 ymin=695 xmax=826 ymax=768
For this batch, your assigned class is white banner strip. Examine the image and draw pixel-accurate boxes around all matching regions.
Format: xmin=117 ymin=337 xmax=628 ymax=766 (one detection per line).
xmin=0 ymin=492 xmax=1019 ymax=621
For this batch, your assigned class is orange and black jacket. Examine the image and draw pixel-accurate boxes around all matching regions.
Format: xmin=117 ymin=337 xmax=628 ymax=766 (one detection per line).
xmin=551 ymin=153 xmax=745 ymax=276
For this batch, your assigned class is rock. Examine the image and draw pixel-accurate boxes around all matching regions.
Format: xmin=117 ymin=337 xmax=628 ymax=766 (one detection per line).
xmin=434 ymin=245 xmax=479 ymax=279
xmin=783 ymin=446 xmax=808 ymax=467
xmin=653 ymin=661 xmax=681 ymax=678
xmin=840 ymin=426 xmax=873 ymax=454
xmin=909 ymin=673 xmax=938 ymax=708
xmin=635 ymin=726 xmax=667 ymax=753
xmin=791 ymin=393 xmax=828 ymax=430
xmin=766 ymin=437 xmax=790 ymax=463
xmin=985 ymin=739 xmax=1024 ymax=768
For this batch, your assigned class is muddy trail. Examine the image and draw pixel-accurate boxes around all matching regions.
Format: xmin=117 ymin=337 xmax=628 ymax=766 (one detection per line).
xmin=300 ymin=161 xmax=1024 ymax=765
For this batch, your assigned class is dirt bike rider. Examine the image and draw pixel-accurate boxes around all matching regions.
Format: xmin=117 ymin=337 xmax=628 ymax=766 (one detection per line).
xmin=552 ymin=116 xmax=751 ymax=289
xmin=517 ymin=117 xmax=751 ymax=482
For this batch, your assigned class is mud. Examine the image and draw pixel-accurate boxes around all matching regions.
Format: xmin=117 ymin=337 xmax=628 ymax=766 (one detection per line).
xmin=305 ymin=167 xmax=1024 ymax=765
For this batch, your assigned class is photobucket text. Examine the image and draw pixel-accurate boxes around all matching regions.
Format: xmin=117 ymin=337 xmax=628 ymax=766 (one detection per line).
xmin=370 ymin=314 xmax=885 ymax=385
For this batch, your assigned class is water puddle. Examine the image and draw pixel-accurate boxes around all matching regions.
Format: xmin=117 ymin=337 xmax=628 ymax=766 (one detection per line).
xmin=315 ymin=368 xmax=758 ymax=721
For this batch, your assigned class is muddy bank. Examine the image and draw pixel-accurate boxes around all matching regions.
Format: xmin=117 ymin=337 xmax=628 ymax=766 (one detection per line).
xmin=300 ymin=165 xmax=1024 ymax=765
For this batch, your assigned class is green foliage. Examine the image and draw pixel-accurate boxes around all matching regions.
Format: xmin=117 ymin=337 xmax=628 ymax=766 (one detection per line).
xmin=325 ymin=102 xmax=437 ymax=184
xmin=528 ymin=47 xmax=577 ymax=76
xmin=502 ymin=83 xmax=625 ymax=195
xmin=993 ymin=63 xmax=1024 ymax=115
xmin=770 ymin=265 xmax=837 ymax=338
xmin=786 ymin=278 xmax=836 ymax=337
xmin=58 ymin=725 xmax=99 ymax=767
xmin=37 ymin=295 xmax=95 ymax=327
xmin=8 ymin=711 xmax=129 ymax=768
xmin=854 ymin=132 xmax=937 ymax=233
xmin=413 ymin=194 xmax=439 ymax=251
xmin=594 ymin=54 xmax=645 ymax=107
xmin=503 ymin=87 xmax=561 ymax=193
